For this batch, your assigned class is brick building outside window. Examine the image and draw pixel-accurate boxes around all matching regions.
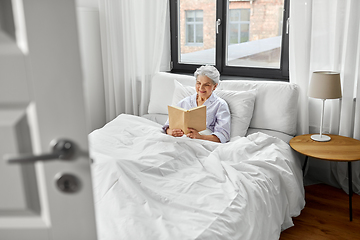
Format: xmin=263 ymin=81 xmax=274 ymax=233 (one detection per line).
xmin=179 ymin=0 xmax=285 ymax=68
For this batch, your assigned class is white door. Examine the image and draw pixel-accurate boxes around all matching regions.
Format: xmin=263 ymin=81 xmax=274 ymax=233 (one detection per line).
xmin=0 ymin=1 xmax=97 ymax=239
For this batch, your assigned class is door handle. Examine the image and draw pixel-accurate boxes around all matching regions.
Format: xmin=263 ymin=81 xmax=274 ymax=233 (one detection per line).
xmin=6 ymin=139 xmax=76 ymax=164
xmin=216 ymin=18 xmax=221 ymax=34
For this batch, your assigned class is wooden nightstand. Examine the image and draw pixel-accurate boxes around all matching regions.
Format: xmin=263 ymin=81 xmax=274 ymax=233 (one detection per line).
xmin=290 ymin=134 xmax=360 ymax=221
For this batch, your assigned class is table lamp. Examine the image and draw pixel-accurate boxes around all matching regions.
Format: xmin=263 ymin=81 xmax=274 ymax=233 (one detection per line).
xmin=308 ymin=71 xmax=342 ymax=141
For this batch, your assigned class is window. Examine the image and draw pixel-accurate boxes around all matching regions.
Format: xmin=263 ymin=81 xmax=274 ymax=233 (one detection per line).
xmin=185 ymin=10 xmax=203 ymax=45
xmin=228 ymin=9 xmax=250 ymax=45
xmin=170 ymin=0 xmax=290 ymax=80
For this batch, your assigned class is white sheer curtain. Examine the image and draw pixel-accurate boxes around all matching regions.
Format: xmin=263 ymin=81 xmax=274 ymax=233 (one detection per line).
xmin=290 ymin=0 xmax=360 ymax=194
xmin=98 ymin=0 xmax=169 ymax=121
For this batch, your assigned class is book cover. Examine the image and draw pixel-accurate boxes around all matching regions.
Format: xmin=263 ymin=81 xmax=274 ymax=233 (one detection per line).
xmin=168 ymin=105 xmax=206 ymax=134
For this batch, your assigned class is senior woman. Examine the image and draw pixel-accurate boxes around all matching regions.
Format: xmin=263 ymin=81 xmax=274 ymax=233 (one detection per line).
xmin=163 ymin=65 xmax=231 ymax=143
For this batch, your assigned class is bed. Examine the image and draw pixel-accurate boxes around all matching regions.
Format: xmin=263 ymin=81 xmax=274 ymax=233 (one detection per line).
xmin=89 ymin=72 xmax=305 ymax=240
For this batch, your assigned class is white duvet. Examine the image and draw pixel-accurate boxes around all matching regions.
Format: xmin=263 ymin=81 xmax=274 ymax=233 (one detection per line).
xmin=89 ymin=114 xmax=305 ymax=240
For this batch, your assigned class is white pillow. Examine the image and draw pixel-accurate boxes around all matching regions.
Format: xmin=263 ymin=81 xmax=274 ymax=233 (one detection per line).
xmin=171 ymin=79 xmax=196 ymax=105
xmin=217 ymin=80 xmax=299 ymax=136
xmin=215 ymin=89 xmax=256 ymax=137
xmin=148 ymin=73 xmax=195 ymax=114
xmin=171 ymin=80 xmax=256 ymax=137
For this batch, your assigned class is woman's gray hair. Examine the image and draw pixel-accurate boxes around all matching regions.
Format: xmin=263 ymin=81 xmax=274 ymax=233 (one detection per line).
xmin=194 ymin=65 xmax=220 ymax=85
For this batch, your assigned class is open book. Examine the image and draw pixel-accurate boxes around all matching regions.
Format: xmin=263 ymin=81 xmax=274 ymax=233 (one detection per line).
xmin=168 ymin=105 xmax=206 ymax=134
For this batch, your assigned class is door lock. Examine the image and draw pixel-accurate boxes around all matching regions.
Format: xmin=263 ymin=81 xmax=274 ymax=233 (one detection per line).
xmin=55 ymin=173 xmax=81 ymax=193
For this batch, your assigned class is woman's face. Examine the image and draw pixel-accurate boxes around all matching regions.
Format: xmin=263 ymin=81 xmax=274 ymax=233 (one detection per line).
xmin=195 ymin=75 xmax=217 ymax=100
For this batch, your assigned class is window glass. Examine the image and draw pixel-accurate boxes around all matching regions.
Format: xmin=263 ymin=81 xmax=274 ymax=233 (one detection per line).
xmin=180 ymin=2 xmax=216 ymax=65
xmin=185 ymin=10 xmax=204 ymax=45
xmin=186 ymin=24 xmax=194 ymax=43
xmin=227 ymin=1 xmax=284 ymax=69
xmin=240 ymin=8 xmax=250 ymax=21
xmin=228 ymin=9 xmax=250 ymax=45
xmin=195 ymin=24 xmax=203 ymax=43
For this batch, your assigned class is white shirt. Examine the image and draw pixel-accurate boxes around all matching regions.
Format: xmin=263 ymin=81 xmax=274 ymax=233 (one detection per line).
xmin=163 ymin=93 xmax=231 ymax=143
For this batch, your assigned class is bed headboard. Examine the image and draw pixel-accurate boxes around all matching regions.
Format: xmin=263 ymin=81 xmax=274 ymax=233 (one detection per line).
xmin=145 ymin=72 xmax=299 ymax=136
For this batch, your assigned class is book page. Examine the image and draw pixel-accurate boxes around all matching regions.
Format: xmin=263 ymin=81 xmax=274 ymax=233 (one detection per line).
xmin=168 ymin=105 xmax=206 ymax=134
xmin=168 ymin=105 xmax=186 ymax=132
xmin=185 ymin=105 xmax=206 ymax=134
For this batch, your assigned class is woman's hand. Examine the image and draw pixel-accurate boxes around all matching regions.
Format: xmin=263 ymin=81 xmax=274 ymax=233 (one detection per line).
xmin=186 ymin=128 xmax=201 ymax=139
xmin=166 ymin=128 xmax=184 ymax=137
xmin=187 ymin=128 xmax=221 ymax=142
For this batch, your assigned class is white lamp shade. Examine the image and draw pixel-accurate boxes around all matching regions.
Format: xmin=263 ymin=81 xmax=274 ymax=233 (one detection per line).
xmin=308 ymin=71 xmax=342 ymax=99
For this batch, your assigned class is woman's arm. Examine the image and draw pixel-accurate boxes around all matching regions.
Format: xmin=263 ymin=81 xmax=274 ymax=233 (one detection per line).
xmin=186 ymin=128 xmax=220 ymax=143
xmin=212 ymin=102 xmax=231 ymax=143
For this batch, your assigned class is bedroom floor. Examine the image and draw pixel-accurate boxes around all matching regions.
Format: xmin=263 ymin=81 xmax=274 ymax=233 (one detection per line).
xmin=280 ymin=183 xmax=360 ymax=240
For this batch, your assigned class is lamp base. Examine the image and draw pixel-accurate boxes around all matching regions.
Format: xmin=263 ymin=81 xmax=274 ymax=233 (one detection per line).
xmin=311 ymin=134 xmax=331 ymax=142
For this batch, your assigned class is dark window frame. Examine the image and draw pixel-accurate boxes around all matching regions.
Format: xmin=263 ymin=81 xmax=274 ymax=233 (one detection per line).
xmin=169 ymin=0 xmax=290 ymax=81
